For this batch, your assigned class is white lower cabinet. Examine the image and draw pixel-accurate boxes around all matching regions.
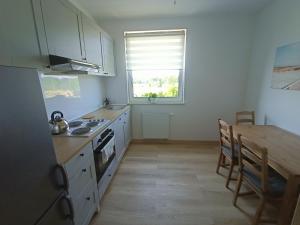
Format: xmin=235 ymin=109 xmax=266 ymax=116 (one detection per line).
xmin=123 ymin=111 xmax=131 ymax=148
xmin=112 ymin=110 xmax=131 ymax=162
xmin=98 ymin=109 xmax=131 ymax=201
xmin=64 ymin=142 xmax=99 ymax=225
xmin=113 ymin=115 xmax=125 ymax=161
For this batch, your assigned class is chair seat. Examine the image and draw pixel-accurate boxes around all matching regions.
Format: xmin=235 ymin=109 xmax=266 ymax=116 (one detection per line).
xmin=243 ymin=167 xmax=286 ymax=197
xmin=221 ymin=144 xmax=239 ymax=159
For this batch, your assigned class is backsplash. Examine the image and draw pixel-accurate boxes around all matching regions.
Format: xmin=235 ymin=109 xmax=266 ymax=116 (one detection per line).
xmin=39 ymin=73 xmax=106 ymax=121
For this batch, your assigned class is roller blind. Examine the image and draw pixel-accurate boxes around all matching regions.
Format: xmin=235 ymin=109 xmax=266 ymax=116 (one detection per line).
xmin=125 ymin=29 xmax=186 ymax=71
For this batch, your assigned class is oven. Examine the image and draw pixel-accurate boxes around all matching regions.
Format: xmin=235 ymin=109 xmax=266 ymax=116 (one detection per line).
xmin=92 ymin=127 xmax=116 ymax=183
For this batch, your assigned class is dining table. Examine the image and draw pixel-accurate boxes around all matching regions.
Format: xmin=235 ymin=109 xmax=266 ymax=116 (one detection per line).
xmin=232 ymin=125 xmax=300 ymax=225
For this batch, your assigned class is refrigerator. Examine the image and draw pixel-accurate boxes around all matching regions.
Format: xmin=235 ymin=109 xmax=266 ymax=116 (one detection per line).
xmin=0 ymin=66 xmax=73 ymax=225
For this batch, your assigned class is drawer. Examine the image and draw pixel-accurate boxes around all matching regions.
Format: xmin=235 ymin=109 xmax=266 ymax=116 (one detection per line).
xmin=65 ymin=142 xmax=93 ymax=179
xmin=68 ymin=164 xmax=95 ymax=198
xmin=73 ymin=181 xmax=97 ymax=225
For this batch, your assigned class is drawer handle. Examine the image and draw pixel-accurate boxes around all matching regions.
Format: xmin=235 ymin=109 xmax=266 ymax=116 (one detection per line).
xmin=80 ymin=153 xmax=84 ymax=157
xmin=82 ymin=168 xmax=87 ymax=172
xmin=62 ymin=195 xmax=74 ymax=220
xmin=86 ymin=197 xmax=91 ymax=201
xmin=55 ymin=165 xmax=69 ymax=191
xmin=108 ymin=174 xmax=112 ymax=177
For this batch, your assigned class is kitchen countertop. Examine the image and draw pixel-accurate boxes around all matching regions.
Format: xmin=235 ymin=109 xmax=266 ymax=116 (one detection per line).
xmin=52 ymin=105 xmax=130 ymax=164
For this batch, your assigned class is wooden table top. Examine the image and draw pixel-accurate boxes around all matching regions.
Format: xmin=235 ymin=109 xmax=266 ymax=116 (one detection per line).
xmin=233 ymin=125 xmax=300 ymax=179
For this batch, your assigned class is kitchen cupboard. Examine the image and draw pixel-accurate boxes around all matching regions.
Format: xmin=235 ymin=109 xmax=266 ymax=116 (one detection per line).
xmin=113 ymin=115 xmax=125 ymax=161
xmin=64 ymin=142 xmax=99 ymax=225
xmin=123 ymin=111 xmax=131 ymax=147
xmin=0 ymin=0 xmax=47 ymax=67
xmin=81 ymin=14 xmax=103 ymax=66
xmin=101 ymin=32 xmax=116 ymax=76
xmin=112 ymin=110 xmax=131 ymax=161
xmin=1 ymin=0 xmax=116 ymax=75
xmin=36 ymin=0 xmax=84 ymax=61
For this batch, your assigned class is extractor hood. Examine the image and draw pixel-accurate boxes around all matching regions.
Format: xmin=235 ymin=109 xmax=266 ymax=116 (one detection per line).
xmin=48 ymin=55 xmax=101 ymax=75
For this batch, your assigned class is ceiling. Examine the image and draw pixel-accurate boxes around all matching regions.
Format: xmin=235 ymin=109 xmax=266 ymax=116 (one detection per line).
xmin=72 ymin=0 xmax=274 ymax=21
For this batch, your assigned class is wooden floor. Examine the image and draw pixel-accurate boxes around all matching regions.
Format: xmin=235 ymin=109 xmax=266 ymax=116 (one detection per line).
xmin=91 ymin=143 xmax=278 ymax=225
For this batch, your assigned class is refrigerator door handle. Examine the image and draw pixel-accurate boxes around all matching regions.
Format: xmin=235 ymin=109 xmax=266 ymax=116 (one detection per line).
xmin=61 ymin=195 xmax=74 ymax=221
xmin=55 ymin=165 xmax=69 ymax=190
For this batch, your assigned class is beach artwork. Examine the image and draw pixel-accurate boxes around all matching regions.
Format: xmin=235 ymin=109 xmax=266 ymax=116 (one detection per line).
xmin=272 ymin=42 xmax=300 ymax=90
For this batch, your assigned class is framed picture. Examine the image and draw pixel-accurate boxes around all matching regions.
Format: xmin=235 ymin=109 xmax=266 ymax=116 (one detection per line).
xmin=272 ymin=42 xmax=300 ymax=90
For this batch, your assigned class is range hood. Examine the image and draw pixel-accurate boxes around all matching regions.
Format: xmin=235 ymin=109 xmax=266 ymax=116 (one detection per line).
xmin=48 ymin=55 xmax=101 ymax=75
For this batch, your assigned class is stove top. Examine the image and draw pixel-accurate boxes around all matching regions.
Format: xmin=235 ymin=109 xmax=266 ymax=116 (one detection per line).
xmin=59 ymin=118 xmax=110 ymax=137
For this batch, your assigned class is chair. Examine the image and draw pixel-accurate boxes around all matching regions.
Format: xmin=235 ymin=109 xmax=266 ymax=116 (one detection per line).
xmin=233 ymin=134 xmax=286 ymax=225
xmin=216 ymin=119 xmax=239 ymax=188
xmin=236 ymin=111 xmax=255 ymax=125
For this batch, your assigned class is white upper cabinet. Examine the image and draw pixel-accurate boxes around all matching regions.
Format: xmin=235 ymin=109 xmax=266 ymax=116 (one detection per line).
xmin=81 ymin=14 xmax=103 ymax=66
xmin=101 ymin=32 xmax=116 ymax=76
xmin=38 ymin=0 xmax=83 ymax=61
xmin=1 ymin=0 xmax=116 ymax=74
xmin=0 ymin=0 xmax=46 ymax=68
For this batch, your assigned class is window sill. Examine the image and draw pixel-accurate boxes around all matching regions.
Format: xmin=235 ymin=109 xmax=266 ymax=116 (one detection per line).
xmin=129 ymin=100 xmax=185 ymax=105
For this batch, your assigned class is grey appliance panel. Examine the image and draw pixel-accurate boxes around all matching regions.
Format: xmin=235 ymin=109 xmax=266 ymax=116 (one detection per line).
xmin=36 ymin=192 xmax=73 ymax=225
xmin=0 ymin=66 xmax=64 ymax=225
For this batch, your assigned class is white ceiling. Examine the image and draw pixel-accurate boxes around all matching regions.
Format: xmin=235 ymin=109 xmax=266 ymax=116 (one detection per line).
xmin=73 ymin=0 xmax=274 ymax=20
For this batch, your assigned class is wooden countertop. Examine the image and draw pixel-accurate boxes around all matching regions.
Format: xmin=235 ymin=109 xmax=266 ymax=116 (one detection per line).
xmin=52 ymin=105 xmax=130 ymax=164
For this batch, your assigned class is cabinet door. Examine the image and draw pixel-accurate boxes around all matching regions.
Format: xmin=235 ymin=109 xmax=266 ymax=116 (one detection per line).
xmin=73 ymin=182 xmax=97 ymax=225
xmin=101 ymin=32 xmax=116 ymax=76
xmin=81 ymin=14 xmax=103 ymax=66
xmin=0 ymin=0 xmax=45 ymax=68
xmin=123 ymin=111 xmax=131 ymax=148
xmin=40 ymin=0 xmax=83 ymax=60
xmin=113 ymin=116 xmax=125 ymax=161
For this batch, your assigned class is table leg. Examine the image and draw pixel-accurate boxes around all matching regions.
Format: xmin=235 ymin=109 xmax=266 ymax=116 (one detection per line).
xmin=278 ymin=175 xmax=300 ymax=225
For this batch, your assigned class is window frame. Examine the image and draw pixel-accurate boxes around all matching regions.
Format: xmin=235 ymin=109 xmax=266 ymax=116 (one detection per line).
xmin=124 ymin=29 xmax=187 ymax=105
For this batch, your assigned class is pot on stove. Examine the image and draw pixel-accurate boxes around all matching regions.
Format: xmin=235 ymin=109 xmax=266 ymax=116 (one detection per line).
xmin=49 ymin=111 xmax=69 ymax=135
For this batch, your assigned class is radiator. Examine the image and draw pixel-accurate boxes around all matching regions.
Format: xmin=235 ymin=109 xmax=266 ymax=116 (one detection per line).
xmin=142 ymin=112 xmax=170 ymax=139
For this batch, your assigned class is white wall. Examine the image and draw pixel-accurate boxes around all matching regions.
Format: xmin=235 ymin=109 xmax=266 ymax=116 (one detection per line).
xmin=244 ymin=0 xmax=300 ymax=135
xmin=99 ymin=15 xmax=255 ymax=140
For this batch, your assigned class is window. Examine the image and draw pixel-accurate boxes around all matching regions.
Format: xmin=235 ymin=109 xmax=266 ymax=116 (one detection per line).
xmin=125 ymin=29 xmax=186 ymax=104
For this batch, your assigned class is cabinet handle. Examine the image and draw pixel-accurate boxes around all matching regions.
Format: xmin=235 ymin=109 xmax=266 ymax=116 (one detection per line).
xmin=62 ymin=195 xmax=74 ymax=220
xmin=82 ymin=168 xmax=87 ymax=172
xmin=104 ymin=72 xmax=108 ymax=75
xmin=86 ymin=197 xmax=91 ymax=201
xmin=55 ymin=165 xmax=69 ymax=190
xmin=80 ymin=153 xmax=84 ymax=157
xmin=108 ymin=174 xmax=112 ymax=177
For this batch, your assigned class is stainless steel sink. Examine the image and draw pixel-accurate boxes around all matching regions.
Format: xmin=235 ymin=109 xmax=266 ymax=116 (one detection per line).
xmin=105 ymin=104 xmax=127 ymax=110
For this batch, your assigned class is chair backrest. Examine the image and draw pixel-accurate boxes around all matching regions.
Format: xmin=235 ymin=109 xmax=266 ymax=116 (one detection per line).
xmin=237 ymin=134 xmax=268 ymax=192
xmin=236 ymin=111 xmax=255 ymax=125
xmin=218 ymin=119 xmax=235 ymax=158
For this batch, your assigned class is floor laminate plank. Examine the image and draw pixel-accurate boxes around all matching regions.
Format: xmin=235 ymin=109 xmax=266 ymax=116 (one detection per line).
xmin=91 ymin=143 xmax=277 ymax=225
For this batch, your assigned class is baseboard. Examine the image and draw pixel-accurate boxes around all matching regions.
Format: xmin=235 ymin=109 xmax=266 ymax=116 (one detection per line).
xmin=131 ymin=139 xmax=218 ymax=145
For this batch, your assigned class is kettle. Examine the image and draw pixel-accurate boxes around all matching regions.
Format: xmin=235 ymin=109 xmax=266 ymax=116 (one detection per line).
xmin=49 ymin=111 xmax=69 ymax=135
